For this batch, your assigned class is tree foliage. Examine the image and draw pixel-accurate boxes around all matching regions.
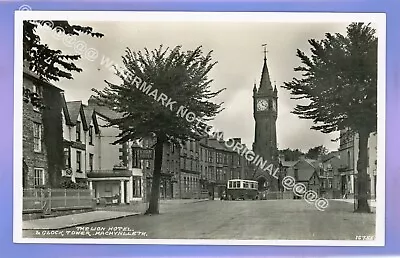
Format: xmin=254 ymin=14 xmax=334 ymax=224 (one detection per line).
xmin=93 ymin=45 xmax=225 ymax=144
xmin=279 ymin=148 xmax=305 ymax=161
xmin=305 ymin=145 xmax=328 ymax=160
xmin=92 ymin=45 xmax=225 ymax=214
xmin=283 ymin=22 xmax=377 ymax=213
xmin=23 ymin=20 xmax=104 ymax=82
xmin=283 ymin=22 xmax=377 ymax=134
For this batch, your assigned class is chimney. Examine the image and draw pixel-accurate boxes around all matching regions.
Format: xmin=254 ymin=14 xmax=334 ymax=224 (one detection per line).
xmin=88 ymin=96 xmax=99 ymax=107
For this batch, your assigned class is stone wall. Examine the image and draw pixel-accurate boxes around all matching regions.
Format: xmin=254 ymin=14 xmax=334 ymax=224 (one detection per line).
xmin=23 ymin=76 xmax=49 ymax=188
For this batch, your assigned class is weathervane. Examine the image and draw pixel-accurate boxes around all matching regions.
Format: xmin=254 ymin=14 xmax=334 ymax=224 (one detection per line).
xmin=262 ymin=43 xmax=268 ymax=59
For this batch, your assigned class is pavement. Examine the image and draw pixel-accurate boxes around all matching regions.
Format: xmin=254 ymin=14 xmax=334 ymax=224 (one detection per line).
xmin=333 ymin=199 xmax=376 ymax=208
xmin=22 ymin=198 xmax=209 ymax=230
xmin=23 ymin=211 xmax=139 ymax=230
xmin=23 ymin=199 xmax=376 ymax=240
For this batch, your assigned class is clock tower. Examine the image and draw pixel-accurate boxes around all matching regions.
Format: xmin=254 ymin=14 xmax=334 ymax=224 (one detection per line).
xmin=252 ymin=49 xmax=278 ymax=191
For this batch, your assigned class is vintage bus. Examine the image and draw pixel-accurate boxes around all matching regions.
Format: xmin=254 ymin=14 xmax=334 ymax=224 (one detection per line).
xmin=224 ymin=179 xmax=259 ymax=200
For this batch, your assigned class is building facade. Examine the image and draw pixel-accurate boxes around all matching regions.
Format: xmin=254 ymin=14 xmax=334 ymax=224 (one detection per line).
xmin=22 ymin=65 xmax=64 ymax=189
xmin=61 ymin=99 xmax=92 ymax=184
xmin=338 ymin=129 xmax=377 ymax=200
xmin=84 ymin=97 xmax=144 ymax=204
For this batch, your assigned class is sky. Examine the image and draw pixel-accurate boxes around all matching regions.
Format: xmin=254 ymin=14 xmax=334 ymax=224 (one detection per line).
xmin=36 ymin=19 xmax=351 ymax=152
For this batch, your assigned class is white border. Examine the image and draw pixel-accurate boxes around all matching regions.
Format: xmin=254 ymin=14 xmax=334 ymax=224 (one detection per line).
xmin=14 ymin=11 xmax=386 ymax=246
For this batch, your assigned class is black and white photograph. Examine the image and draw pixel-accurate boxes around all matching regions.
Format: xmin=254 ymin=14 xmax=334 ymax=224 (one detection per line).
xmin=14 ymin=11 xmax=385 ymax=245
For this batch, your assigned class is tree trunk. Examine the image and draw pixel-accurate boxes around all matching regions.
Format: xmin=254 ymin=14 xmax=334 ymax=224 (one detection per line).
xmin=145 ymin=135 xmax=165 ymax=215
xmin=355 ymin=129 xmax=371 ymax=213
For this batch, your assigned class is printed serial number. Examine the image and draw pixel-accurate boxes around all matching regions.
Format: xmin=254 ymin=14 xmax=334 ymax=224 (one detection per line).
xmin=355 ymin=235 xmax=375 ymax=240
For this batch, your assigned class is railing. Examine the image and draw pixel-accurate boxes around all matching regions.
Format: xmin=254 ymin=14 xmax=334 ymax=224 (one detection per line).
xmin=23 ymin=188 xmax=95 ymax=213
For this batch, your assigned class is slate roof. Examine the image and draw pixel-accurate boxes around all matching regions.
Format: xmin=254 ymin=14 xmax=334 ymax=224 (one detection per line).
xmin=294 ymin=159 xmax=319 ymax=182
xmin=82 ymin=105 xmax=94 ymax=125
xmin=66 ymin=101 xmax=82 ymax=125
xmin=322 ymin=151 xmax=340 ymax=162
xmin=207 ymin=138 xmax=226 ymax=151
xmin=297 ymin=169 xmax=316 ymax=182
xmin=87 ymin=96 xmax=123 ymax=120
xmin=23 ymin=61 xmax=63 ymax=92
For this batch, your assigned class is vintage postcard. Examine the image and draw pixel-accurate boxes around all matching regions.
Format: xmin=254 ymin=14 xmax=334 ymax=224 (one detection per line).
xmin=14 ymin=10 xmax=385 ymax=245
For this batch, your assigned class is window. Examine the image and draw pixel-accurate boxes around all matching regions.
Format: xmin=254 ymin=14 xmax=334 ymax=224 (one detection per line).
xmin=133 ymin=177 xmax=142 ymax=197
xmin=33 ymin=123 xmax=42 ymax=152
xmin=76 ymin=121 xmax=81 ymax=142
xmin=64 ymin=147 xmax=70 ymax=168
xmin=216 ymin=168 xmax=222 ymax=180
xmin=34 ymin=168 xmax=44 ymax=187
xmin=216 ymin=153 xmax=222 ymax=164
xmin=89 ymin=153 xmax=94 ymax=171
xmin=208 ymin=151 xmax=213 ymax=162
xmin=89 ymin=125 xmax=93 ymax=145
xmin=32 ymin=84 xmax=42 ymax=112
xmin=76 ymin=151 xmax=81 ymax=172
xmin=132 ymin=148 xmax=141 ymax=168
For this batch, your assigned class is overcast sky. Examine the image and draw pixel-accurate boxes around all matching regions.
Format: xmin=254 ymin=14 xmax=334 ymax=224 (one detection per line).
xmin=37 ymin=20 xmax=351 ymax=152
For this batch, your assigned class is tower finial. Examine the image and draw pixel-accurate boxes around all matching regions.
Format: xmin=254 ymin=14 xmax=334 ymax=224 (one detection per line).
xmin=253 ymin=79 xmax=257 ymax=92
xmin=274 ymin=80 xmax=277 ymax=92
xmin=262 ymin=43 xmax=268 ymax=60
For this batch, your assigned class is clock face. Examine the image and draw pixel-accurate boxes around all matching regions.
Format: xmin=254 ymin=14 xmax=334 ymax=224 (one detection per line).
xmin=257 ymin=99 xmax=268 ymax=111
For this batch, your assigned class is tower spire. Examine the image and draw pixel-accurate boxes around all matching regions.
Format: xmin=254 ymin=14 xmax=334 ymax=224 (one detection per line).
xmin=258 ymin=44 xmax=273 ymax=94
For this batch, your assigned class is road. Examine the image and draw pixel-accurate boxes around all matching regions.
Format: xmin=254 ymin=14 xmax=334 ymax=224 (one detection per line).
xmin=23 ymin=199 xmax=376 ymax=240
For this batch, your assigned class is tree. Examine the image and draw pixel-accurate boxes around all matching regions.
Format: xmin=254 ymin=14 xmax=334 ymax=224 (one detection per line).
xmin=279 ymin=148 xmax=304 ymax=161
xmin=282 ymin=23 xmax=377 ymax=213
xmin=24 ymin=20 xmax=104 ymax=82
xmin=305 ymin=145 xmax=328 ymax=160
xmin=92 ymin=45 xmax=225 ymax=214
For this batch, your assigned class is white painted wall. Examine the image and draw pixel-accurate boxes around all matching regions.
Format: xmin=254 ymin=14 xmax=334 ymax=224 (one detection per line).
xmin=96 ymin=114 xmax=121 ymax=170
xmin=353 ymin=131 xmax=378 ymax=196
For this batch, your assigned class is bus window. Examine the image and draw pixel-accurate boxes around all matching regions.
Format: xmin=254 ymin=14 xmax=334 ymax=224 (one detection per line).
xmin=228 ymin=181 xmax=232 ymax=188
xmin=243 ymin=182 xmax=248 ymax=188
